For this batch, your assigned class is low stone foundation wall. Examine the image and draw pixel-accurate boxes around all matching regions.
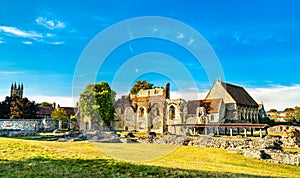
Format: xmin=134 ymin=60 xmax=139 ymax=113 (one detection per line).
xmin=136 ymin=135 xmax=300 ymax=165
xmin=0 ymin=119 xmax=58 ymax=136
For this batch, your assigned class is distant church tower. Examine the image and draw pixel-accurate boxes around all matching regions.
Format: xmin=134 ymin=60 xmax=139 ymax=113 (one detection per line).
xmin=11 ymin=83 xmax=23 ymax=98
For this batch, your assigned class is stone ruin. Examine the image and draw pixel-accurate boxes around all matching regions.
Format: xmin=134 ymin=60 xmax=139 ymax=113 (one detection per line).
xmin=282 ymin=126 xmax=300 ymax=148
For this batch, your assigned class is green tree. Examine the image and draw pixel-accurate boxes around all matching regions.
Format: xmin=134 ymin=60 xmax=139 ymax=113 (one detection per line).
xmin=38 ymin=102 xmax=52 ymax=107
xmin=51 ymin=108 xmax=68 ymax=121
xmin=51 ymin=108 xmax=68 ymax=129
xmin=295 ymin=106 xmax=300 ymax=122
xmin=9 ymin=97 xmax=37 ymax=119
xmin=130 ymin=80 xmax=154 ymax=94
xmin=285 ymin=108 xmax=295 ymax=122
xmin=79 ymin=82 xmax=116 ymax=127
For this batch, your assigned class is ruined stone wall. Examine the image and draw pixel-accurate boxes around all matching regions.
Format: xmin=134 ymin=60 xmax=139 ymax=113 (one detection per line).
xmin=0 ymin=119 xmax=57 ymax=132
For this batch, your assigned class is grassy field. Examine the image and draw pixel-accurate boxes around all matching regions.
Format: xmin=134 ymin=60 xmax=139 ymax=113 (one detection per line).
xmin=0 ymin=137 xmax=300 ymax=177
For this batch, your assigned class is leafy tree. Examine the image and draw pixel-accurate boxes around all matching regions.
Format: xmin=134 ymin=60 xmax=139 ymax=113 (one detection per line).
xmin=8 ymin=97 xmax=37 ymax=119
xmin=38 ymin=102 xmax=52 ymax=107
xmin=130 ymin=80 xmax=154 ymax=94
xmin=285 ymin=108 xmax=295 ymax=122
xmin=79 ymin=82 xmax=116 ymax=127
xmin=295 ymin=106 xmax=300 ymax=122
xmin=268 ymin=109 xmax=278 ymax=112
xmin=51 ymin=108 xmax=68 ymax=129
xmin=0 ymin=96 xmax=11 ymax=118
xmin=51 ymin=108 xmax=68 ymax=121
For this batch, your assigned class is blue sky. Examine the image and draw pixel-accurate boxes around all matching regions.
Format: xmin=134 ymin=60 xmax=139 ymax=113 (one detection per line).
xmin=0 ymin=0 xmax=299 ymax=110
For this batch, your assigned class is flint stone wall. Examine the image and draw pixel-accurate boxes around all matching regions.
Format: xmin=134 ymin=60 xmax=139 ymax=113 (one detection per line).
xmin=136 ymin=135 xmax=300 ymax=165
xmin=0 ymin=119 xmax=58 ymax=136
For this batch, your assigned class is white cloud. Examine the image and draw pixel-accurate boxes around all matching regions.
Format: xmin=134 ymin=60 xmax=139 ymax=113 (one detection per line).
xmin=36 ymin=16 xmax=66 ymax=30
xmin=27 ymin=95 xmax=77 ymax=107
xmin=176 ymin=33 xmax=184 ymax=39
xmin=188 ymin=38 xmax=194 ymax=45
xmin=0 ymin=26 xmax=42 ymax=38
xmin=48 ymin=41 xmax=65 ymax=45
xmin=22 ymin=41 xmax=32 ymax=45
xmin=247 ymin=85 xmax=300 ymax=111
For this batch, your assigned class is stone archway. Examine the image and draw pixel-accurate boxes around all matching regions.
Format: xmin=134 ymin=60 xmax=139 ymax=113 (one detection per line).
xmin=124 ymin=107 xmax=135 ymax=130
xmin=137 ymin=106 xmax=148 ymax=131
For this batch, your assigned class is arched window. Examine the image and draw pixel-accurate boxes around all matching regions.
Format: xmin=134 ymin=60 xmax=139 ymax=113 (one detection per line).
xmin=139 ymin=107 xmax=145 ymax=117
xmin=169 ymin=105 xmax=176 ymax=120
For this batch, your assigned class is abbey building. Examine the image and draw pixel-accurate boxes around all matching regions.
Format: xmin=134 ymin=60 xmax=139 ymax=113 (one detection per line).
xmin=109 ymin=80 xmax=260 ymax=134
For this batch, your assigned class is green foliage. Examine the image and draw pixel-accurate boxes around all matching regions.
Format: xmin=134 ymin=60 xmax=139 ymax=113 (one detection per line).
xmin=295 ymin=106 xmax=300 ymax=122
xmin=0 ymin=96 xmax=37 ymax=119
xmin=79 ymin=82 xmax=116 ymax=127
xmin=38 ymin=102 xmax=52 ymax=107
xmin=259 ymin=117 xmax=275 ymax=126
xmin=51 ymin=108 xmax=68 ymax=121
xmin=268 ymin=109 xmax=278 ymax=112
xmin=130 ymin=80 xmax=154 ymax=94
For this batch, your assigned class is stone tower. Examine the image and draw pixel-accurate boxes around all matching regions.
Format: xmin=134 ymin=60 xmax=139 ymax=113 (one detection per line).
xmin=11 ymin=83 xmax=23 ymax=98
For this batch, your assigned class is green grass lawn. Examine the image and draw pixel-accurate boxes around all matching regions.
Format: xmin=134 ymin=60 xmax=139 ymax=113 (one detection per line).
xmin=0 ymin=137 xmax=300 ymax=177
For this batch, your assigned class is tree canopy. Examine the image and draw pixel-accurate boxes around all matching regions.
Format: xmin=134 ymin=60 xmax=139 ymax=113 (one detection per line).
xmin=79 ymin=82 xmax=116 ymax=127
xmin=38 ymin=102 xmax=53 ymax=107
xmin=268 ymin=109 xmax=278 ymax=112
xmin=51 ymin=108 xmax=68 ymax=121
xmin=0 ymin=96 xmax=37 ymax=119
xmin=130 ymin=80 xmax=154 ymax=94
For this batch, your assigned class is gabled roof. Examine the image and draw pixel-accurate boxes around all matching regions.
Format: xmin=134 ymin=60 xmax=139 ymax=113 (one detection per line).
xmin=36 ymin=106 xmax=54 ymax=115
xmin=220 ymin=81 xmax=258 ymax=107
xmin=187 ymin=98 xmax=222 ymax=114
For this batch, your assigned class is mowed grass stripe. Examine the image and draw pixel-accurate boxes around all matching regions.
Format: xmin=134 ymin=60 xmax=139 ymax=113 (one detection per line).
xmin=0 ymin=137 xmax=300 ymax=177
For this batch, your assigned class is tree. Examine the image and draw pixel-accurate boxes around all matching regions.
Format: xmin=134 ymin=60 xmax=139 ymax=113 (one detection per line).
xmin=295 ymin=106 xmax=300 ymax=122
xmin=5 ymin=97 xmax=37 ymax=119
xmin=0 ymin=96 xmax=11 ymax=118
xmin=285 ymin=108 xmax=295 ymax=122
xmin=51 ymin=108 xmax=68 ymax=129
xmin=38 ymin=102 xmax=52 ymax=107
xmin=130 ymin=80 xmax=154 ymax=94
xmin=269 ymin=109 xmax=278 ymax=112
xmin=51 ymin=108 xmax=68 ymax=121
xmin=79 ymin=82 xmax=116 ymax=127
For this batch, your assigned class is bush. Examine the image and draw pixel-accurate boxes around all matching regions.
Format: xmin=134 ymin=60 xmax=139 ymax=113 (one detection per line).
xmin=259 ymin=117 xmax=275 ymax=126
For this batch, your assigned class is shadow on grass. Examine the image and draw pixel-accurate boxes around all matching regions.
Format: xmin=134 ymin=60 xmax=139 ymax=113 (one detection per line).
xmin=0 ymin=157 xmax=271 ymax=178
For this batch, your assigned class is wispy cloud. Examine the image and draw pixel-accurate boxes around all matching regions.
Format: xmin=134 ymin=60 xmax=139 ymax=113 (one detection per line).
xmin=47 ymin=41 xmax=65 ymax=45
xmin=36 ymin=16 xmax=66 ymax=30
xmin=0 ymin=71 xmax=26 ymax=75
xmin=247 ymin=84 xmax=300 ymax=111
xmin=22 ymin=41 xmax=33 ymax=45
xmin=0 ymin=26 xmax=42 ymax=38
xmin=176 ymin=33 xmax=184 ymax=39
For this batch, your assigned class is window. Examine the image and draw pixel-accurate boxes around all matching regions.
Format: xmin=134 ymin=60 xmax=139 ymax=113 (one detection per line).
xmin=169 ymin=105 xmax=176 ymax=120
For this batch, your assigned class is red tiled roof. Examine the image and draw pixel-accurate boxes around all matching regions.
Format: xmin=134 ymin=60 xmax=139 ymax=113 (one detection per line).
xmin=36 ymin=106 xmax=54 ymax=115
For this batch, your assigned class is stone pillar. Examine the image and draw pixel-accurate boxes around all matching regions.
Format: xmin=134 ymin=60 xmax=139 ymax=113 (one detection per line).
xmin=230 ymin=128 xmax=233 ymax=136
xmin=216 ymin=127 xmax=219 ymax=136
xmin=259 ymin=129 xmax=262 ymax=138
xmin=244 ymin=128 xmax=247 ymax=137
